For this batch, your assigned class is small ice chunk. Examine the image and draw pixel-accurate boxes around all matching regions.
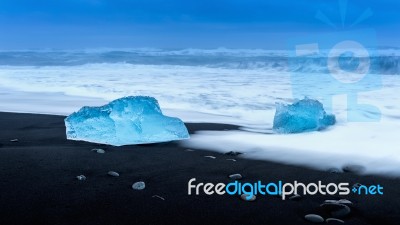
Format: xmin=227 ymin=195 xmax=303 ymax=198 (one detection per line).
xmin=273 ymin=98 xmax=335 ymax=133
xmin=65 ymin=96 xmax=190 ymax=146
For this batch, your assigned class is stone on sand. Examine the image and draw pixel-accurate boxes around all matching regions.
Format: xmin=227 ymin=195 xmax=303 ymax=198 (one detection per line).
xmin=326 ymin=218 xmax=345 ymax=223
xmin=289 ymin=194 xmax=302 ymax=200
xmin=92 ymin=148 xmax=105 ymax=154
xmin=132 ymin=181 xmax=146 ymax=190
xmin=76 ymin=175 xmax=86 ymax=181
xmin=228 ymin=174 xmax=242 ymax=180
xmin=240 ymin=194 xmax=256 ymax=201
xmin=320 ymin=203 xmax=351 ymax=218
xmin=107 ymin=171 xmax=119 ymax=177
xmin=304 ymin=214 xmax=324 ymax=223
xmin=224 ymin=151 xmax=243 ymax=156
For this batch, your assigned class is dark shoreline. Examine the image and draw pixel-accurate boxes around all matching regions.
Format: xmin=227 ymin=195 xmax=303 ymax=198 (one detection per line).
xmin=0 ymin=112 xmax=399 ymax=225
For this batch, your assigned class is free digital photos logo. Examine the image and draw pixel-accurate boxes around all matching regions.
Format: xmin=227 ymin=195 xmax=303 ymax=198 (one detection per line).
xmin=188 ymin=179 xmax=383 ymax=200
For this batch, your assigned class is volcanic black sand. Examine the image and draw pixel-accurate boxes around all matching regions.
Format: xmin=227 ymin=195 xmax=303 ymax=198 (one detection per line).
xmin=0 ymin=112 xmax=399 ymax=225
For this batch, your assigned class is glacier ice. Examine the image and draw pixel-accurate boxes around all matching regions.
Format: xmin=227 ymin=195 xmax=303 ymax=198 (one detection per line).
xmin=273 ymin=98 xmax=335 ymax=133
xmin=65 ymin=96 xmax=189 ymax=146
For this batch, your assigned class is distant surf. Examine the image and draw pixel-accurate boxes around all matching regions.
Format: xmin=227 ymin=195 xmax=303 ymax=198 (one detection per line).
xmin=0 ymin=48 xmax=399 ymax=74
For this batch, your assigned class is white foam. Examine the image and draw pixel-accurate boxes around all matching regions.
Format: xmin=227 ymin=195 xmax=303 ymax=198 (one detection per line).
xmin=1 ymin=62 xmax=400 ymax=175
xmin=0 ymin=64 xmax=284 ymax=126
xmin=181 ymin=75 xmax=400 ymax=176
xmin=182 ymin=120 xmax=400 ymax=176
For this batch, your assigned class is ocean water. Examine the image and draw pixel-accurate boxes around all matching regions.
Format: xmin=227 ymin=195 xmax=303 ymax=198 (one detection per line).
xmin=0 ymin=48 xmax=399 ymax=175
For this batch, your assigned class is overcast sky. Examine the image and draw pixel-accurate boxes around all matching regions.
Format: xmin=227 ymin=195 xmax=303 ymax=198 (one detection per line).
xmin=0 ymin=0 xmax=398 ymax=49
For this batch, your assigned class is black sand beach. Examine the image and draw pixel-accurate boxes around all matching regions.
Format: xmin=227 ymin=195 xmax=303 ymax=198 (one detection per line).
xmin=0 ymin=112 xmax=399 ymax=225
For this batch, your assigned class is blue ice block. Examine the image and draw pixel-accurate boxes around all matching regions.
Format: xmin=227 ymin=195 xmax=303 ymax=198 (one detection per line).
xmin=273 ymin=98 xmax=335 ymax=133
xmin=65 ymin=96 xmax=189 ymax=146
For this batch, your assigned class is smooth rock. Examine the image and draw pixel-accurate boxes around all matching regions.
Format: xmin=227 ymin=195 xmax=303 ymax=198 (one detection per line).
xmin=328 ymin=168 xmax=342 ymax=173
xmin=224 ymin=151 xmax=243 ymax=156
xmin=229 ymin=173 xmax=242 ymax=180
xmin=152 ymin=195 xmax=165 ymax=200
xmin=240 ymin=194 xmax=256 ymax=201
xmin=337 ymin=199 xmax=353 ymax=205
xmin=76 ymin=175 xmax=86 ymax=181
xmin=324 ymin=200 xmax=337 ymax=204
xmin=326 ymin=218 xmax=345 ymax=223
xmin=320 ymin=203 xmax=351 ymax=218
xmin=226 ymin=159 xmax=237 ymax=162
xmin=324 ymin=199 xmax=353 ymax=206
xmin=342 ymin=164 xmax=365 ymax=173
xmin=204 ymin=156 xmax=216 ymax=159
xmin=331 ymin=205 xmax=351 ymax=218
xmin=132 ymin=181 xmax=146 ymax=190
xmin=304 ymin=214 xmax=324 ymax=223
xmin=289 ymin=194 xmax=302 ymax=200
xmin=92 ymin=148 xmax=105 ymax=154
xmin=107 ymin=171 xmax=119 ymax=177
xmin=10 ymin=139 xmax=19 ymax=142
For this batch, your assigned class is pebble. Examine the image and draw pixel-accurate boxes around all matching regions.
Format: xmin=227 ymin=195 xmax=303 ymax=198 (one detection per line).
xmin=132 ymin=181 xmax=146 ymax=190
xmin=326 ymin=218 xmax=345 ymax=223
xmin=152 ymin=195 xmax=165 ymax=200
xmin=224 ymin=151 xmax=243 ymax=156
xmin=240 ymin=194 xmax=256 ymax=201
xmin=331 ymin=205 xmax=351 ymax=218
xmin=107 ymin=171 xmax=119 ymax=177
xmin=228 ymin=173 xmax=242 ymax=180
xmin=337 ymin=199 xmax=353 ymax=205
xmin=185 ymin=149 xmax=195 ymax=152
xmin=327 ymin=168 xmax=342 ymax=173
xmin=324 ymin=200 xmax=337 ymax=204
xmin=91 ymin=148 xmax=105 ymax=154
xmin=76 ymin=175 xmax=86 ymax=181
xmin=342 ymin=164 xmax=365 ymax=173
xmin=320 ymin=203 xmax=351 ymax=218
xmin=204 ymin=156 xmax=216 ymax=159
xmin=324 ymin=199 xmax=353 ymax=206
xmin=289 ymin=194 xmax=302 ymax=200
xmin=226 ymin=159 xmax=236 ymax=162
xmin=304 ymin=214 xmax=324 ymax=223
xmin=10 ymin=139 xmax=19 ymax=142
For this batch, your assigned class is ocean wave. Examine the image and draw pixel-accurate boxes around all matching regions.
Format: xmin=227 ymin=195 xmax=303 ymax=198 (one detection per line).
xmin=0 ymin=48 xmax=399 ymax=74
